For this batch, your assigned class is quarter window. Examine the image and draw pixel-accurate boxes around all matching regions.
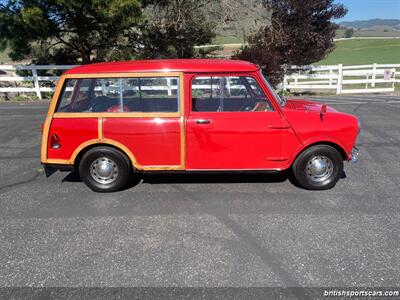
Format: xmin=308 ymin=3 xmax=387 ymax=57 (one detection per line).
xmin=56 ymin=77 xmax=180 ymax=113
xmin=192 ymin=76 xmax=273 ymax=112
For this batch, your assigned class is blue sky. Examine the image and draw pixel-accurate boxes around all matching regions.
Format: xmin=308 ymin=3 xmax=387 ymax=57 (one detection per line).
xmin=337 ymin=0 xmax=400 ymax=22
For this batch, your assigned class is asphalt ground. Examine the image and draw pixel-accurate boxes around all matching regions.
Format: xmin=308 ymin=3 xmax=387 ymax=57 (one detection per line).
xmin=0 ymin=96 xmax=399 ymax=291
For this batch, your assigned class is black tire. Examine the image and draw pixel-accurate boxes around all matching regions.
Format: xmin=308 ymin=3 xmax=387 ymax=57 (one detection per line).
xmin=292 ymin=145 xmax=343 ymax=190
xmin=78 ymin=146 xmax=132 ymax=192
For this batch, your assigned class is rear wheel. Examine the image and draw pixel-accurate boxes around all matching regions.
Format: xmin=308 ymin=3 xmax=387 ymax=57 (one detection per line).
xmin=79 ymin=146 xmax=132 ymax=192
xmin=292 ymin=145 xmax=343 ymax=190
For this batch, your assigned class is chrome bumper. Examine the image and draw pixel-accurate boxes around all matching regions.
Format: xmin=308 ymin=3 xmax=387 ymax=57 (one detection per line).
xmin=350 ymin=146 xmax=360 ymax=163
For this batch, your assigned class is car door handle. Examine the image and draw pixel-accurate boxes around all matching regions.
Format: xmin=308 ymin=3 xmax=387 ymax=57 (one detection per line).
xmin=196 ymin=119 xmax=211 ymax=124
xmin=268 ymin=125 xmax=290 ymax=129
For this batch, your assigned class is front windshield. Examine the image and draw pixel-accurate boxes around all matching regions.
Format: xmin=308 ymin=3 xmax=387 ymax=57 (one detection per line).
xmin=261 ymin=73 xmax=286 ymax=107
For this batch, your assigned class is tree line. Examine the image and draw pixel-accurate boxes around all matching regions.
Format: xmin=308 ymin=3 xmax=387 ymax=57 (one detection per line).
xmin=0 ymin=0 xmax=346 ymax=85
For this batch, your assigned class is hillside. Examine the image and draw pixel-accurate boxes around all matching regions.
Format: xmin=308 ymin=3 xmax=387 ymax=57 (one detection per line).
xmin=336 ymin=18 xmax=400 ymax=38
xmin=339 ymin=18 xmax=400 ymax=30
xmin=213 ymin=0 xmax=268 ymax=44
xmin=216 ymin=13 xmax=400 ymax=43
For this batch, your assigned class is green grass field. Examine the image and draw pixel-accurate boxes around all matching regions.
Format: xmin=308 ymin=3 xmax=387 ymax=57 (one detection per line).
xmin=213 ymin=35 xmax=400 ymax=65
xmin=317 ymin=39 xmax=400 ymax=65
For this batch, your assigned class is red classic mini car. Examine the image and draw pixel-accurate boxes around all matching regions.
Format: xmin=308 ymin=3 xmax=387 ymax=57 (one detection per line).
xmin=41 ymin=59 xmax=360 ymax=192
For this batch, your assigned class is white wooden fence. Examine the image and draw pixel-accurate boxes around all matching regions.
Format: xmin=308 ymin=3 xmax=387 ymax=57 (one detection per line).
xmin=0 ymin=64 xmax=76 ymax=99
xmin=283 ymin=63 xmax=399 ymax=94
xmin=0 ymin=63 xmax=399 ymax=99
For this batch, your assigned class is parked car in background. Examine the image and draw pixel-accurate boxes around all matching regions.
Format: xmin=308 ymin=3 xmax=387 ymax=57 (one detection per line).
xmin=41 ymin=59 xmax=360 ymax=192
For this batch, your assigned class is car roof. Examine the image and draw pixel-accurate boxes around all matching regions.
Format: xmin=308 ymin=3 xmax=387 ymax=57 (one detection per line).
xmin=64 ymin=59 xmax=259 ymax=75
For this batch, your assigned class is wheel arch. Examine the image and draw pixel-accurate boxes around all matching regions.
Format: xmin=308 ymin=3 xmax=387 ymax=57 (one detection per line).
xmin=72 ymin=139 xmax=140 ymax=171
xmin=290 ymin=140 xmax=348 ymax=167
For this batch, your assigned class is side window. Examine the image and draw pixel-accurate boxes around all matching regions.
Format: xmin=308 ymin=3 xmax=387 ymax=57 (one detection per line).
xmin=57 ymin=79 xmax=77 ymax=110
xmin=191 ymin=76 xmax=274 ymax=112
xmin=56 ymin=77 xmax=180 ymax=113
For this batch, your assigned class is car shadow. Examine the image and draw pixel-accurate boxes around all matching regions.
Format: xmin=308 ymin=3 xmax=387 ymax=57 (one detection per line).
xmin=62 ymin=171 xmax=290 ymax=185
xmin=61 ymin=170 xmax=347 ymax=189
xmin=62 ymin=172 xmax=82 ymax=183
xmin=141 ymin=171 xmax=290 ymax=185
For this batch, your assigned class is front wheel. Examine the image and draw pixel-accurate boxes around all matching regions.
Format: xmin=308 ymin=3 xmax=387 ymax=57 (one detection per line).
xmin=79 ymin=146 xmax=132 ymax=192
xmin=292 ymin=145 xmax=343 ymax=190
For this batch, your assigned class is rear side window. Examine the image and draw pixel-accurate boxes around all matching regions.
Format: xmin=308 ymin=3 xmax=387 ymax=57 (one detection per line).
xmin=56 ymin=77 xmax=180 ymax=113
xmin=192 ymin=76 xmax=273 ymax=112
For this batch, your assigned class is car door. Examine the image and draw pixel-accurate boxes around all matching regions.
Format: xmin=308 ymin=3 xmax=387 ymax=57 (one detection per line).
xmin=186 ymin=74 xmax=290 ymax=170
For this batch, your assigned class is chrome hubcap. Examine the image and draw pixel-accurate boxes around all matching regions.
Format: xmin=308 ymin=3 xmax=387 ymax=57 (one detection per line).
xmin=90 ymin=157 xmax=118 ymax=184
xmin=306 ymin=156 xmax=333 ymax=183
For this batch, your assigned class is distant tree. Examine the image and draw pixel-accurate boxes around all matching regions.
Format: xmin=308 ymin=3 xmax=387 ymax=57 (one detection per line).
xmin=0 ymin=0 xmax=143 ymax=64
xmin=234 ymin=0 xmax=347 ymax=85
xmin=344 ymin=28 xmax=354 ymax=38
xmin=137 ymin=0 xmax=218 ymax=59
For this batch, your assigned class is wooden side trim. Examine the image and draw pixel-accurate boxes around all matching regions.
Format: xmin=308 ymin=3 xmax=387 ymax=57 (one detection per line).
xmin=41 ymin=74 xmax=66 ymax=163
xmin=43 ymin=139 xmax=139 ymax=167
xmin=98 ymin=117 xmax=103 ymax=140
xmin=141 ymin=166 xmax=183 ymax=171
xmin=63 ymin=72 xmax=181 ymax=79
xmin=43 ymin=138 xmax=185 ymax=171
xmin=45 ymin=159 xmax=74 ymax=165
xmin=72 ymin=139 xmax=140 ymax=167
xmin=42 ymin=71 xmax=186 ymax=171
xmin=40 ymin=116 xmax=52 ymax=162
xmin=53 ymin=112 xmax=180 ymax=119
xmin=179 ymin=72 xmax=186 ymax=169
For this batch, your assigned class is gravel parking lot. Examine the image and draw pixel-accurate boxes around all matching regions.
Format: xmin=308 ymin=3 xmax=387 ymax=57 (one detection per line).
xmin=0 ymin=95 xmax=399 ymax=289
